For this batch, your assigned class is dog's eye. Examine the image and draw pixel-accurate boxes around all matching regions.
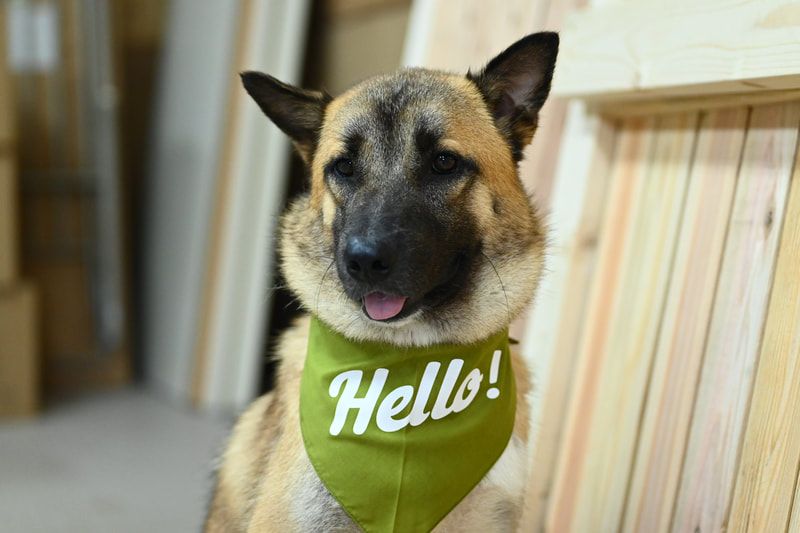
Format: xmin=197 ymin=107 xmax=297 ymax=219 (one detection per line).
xmin=334 ymin=158 xmax=354 ymax=177
xmin=432 ymin=152 xmax=459 ymax=174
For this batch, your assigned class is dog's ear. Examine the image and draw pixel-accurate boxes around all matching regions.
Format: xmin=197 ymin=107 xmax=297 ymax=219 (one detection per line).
xmin=468 ymin=32 xmax=559 ymax=161
xmin=240 ymin=71 xmax=331 ymax=163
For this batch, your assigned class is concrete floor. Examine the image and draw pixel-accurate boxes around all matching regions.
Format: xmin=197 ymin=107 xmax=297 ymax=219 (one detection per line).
xmin=0 ymin=388 xmax=232 ymax=533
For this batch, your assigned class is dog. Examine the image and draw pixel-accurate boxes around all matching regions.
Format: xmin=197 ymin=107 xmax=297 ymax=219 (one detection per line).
xmin=205 ymin=32 xmax=558 ymax=532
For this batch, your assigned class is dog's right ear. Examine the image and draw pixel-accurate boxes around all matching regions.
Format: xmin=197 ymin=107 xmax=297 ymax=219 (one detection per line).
xmin=240 ymin=71 xmax=331 ymax=163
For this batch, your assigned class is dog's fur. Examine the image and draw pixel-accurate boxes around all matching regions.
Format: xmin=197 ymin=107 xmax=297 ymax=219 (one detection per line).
xmin=205 ymin=32 xmax=558 ymax=532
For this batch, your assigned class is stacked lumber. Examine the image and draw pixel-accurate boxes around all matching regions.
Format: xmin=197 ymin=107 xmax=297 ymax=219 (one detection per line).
xmin=0 ymin=3 xmax=39 ymax=417
xmin=11 ymin=1 xmax=129 ymax=398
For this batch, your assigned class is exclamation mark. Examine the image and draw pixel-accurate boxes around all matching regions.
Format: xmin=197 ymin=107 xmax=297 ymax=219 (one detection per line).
xmin=486 ymin=350 xmax=501 ymax=399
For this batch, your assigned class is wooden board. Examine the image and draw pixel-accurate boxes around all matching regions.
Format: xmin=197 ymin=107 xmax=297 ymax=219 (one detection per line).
xmin=521 ymin=106 xmax=614 ymax=383
xmin=791 ymin=478 xmax=800 ymax=533
xmin=622 ymin=108 xmax=748 ymax=532
xmin=193 ymin=0 xmax=314 ymax=410
xmin=0 ymin=283 xmax=38 ymax=417
xmin=0 ymin=157 xmax=17 ymax=285
xmin=191 ymin=0 xmax=254 ymax=408
xmin=7 ymin=0 xmax=132 ymax=397
xmin=554 ymin=0 xmax=800 ymax=100
xmin=727 ymin=135 xmax=800 ymax=532
xmin=520 ymin=109 xmax=617 ymax=531
xmin=565 ymin=113 xmax=697 ymax=532
xmin=547 ymin=117 xmax=656 ymax=532
xmin=0 ymin=3 xmax=17 ymax=286
xmin=142 ymin=0 xmax=245 ymax=403
xmin=672 ymin=102 xmax=800 ymax=533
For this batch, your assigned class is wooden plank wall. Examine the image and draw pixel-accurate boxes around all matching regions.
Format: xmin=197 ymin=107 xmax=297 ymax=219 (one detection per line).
xmin=728 ymin=128 xmax=800 ymax=531
xmin=671 ymin=103 xmax=799 ymax=532
xmin=533 ymin=102 xmax=800 ymax=532
xmin=624 ymin=108 xmax=747 ymax=532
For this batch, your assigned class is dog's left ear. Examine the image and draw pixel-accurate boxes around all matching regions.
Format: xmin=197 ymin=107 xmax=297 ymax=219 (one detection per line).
xmin=468 ymin=32 xmax=559 ymax=160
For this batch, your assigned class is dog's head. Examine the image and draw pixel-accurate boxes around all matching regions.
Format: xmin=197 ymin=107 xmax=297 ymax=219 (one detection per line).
xmin=242 ymin=33 xmax=558 ymax=346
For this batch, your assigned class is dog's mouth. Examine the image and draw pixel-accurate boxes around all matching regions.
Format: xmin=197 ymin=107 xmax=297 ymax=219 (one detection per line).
xmin=359 ymin=250 xmax=473 ymax=323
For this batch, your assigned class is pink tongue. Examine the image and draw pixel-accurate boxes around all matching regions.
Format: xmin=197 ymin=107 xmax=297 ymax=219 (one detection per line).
xmin=363 ymin=292 xmax=407 ymax=321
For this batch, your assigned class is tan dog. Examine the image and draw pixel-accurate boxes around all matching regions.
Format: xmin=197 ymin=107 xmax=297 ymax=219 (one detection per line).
xmin=205 ymin=32 xmax=558 ymax=532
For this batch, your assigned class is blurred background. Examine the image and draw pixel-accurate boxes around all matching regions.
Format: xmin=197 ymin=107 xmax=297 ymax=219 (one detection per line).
xmin=4 ymin=1 xmax=800 ymax=532
xmin=0 ymin=0 xmax=413 ymax=530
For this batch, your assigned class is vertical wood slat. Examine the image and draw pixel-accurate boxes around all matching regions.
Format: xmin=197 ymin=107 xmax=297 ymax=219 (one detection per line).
xmin=0 ymin=3 xmax=17 ymax=286
xmin=61 ymin=0 xmax=85 ymax=169
xmin=191 ymin=0 xmax=253 ymax=407
xmin=791 ymin=477 xmax=800 ymax=533
xmin=672 ymin=102 xmax=800 ymax=533
xmin=567 ymin=113 xmax=698 ymax=533
xmin=548 ymin=117 xmax=656 ymax=532
xmin=622 ymin=108 xmax=749 ymax=532
xmin=520 ymin=107 xmax=617 ymax=532
xmin=728 ymin=132 xmax=800 ymax=532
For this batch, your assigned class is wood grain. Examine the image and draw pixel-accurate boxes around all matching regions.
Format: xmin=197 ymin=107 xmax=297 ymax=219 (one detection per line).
xmin=622 ymin=108 xmax=748 ymax=532
xmin=520 ymin=108 xmax=617 ymax=532
xmin=547 ymin=117 xmax=656 ymax=532
xmin=554 ymin=0 xmax=800 ymax=99
xmin=596 ymin=88 xmax=800 ymax=119
xmin=0 ymin=157 xmax=16 ymax=285
xmin=672 ymin=102 xmax=800 ymax=533
xmin=566 ymin=113 xmax=697 ymax=532
xmin=728 ymin=127 xmax=800 ymax=532
xmin=791 ymin=476 xmax=800 ymax=533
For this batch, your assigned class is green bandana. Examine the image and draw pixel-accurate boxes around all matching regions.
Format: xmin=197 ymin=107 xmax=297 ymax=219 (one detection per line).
xmin=300 ymin=316 xmax=516 ymax=533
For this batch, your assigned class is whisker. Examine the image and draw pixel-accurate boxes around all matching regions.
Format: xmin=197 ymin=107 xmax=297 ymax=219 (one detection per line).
xmin=280 ymin=253 xmax=335 ymax=262
xmin=283 ymin=295 xmax=303 ymax=310
xmin=315 ymin=260 xmax=336 ymax=316
xmin=481 ymin=251 xmax=511 ymax=326
xmin=341 ymin=311 xmax=364 ymax=334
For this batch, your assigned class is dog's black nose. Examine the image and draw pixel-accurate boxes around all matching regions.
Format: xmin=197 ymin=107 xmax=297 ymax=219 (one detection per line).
xmin=345 ymin=236 xmax=392 ymax=283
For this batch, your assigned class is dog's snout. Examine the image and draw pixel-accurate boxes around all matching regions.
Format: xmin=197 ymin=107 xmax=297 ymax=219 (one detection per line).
xmin=345 ymin=236 xmax=393 ymax=283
